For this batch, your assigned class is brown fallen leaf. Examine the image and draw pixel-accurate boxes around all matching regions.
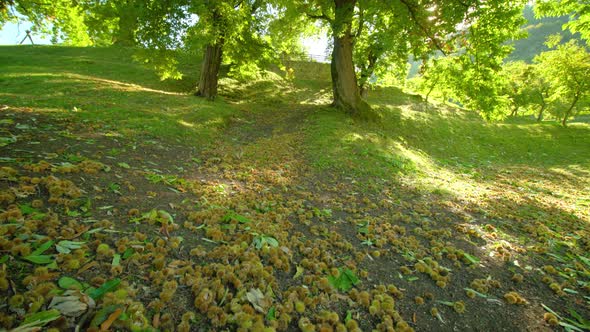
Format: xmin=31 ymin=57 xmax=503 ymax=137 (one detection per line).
xmin=60 ymin=226 xmax=90 ymax=240
xmin=77 ymin=261 xmax=99 ymax=275
xmin=100 ymin=307 xmax=123 ymax=331
xmin=152 ymin=312 xmax=160 ymax=328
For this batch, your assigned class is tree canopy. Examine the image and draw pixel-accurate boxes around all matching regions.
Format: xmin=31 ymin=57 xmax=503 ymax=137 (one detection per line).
xmin=3 ymin=0 xmax=589 ymax=124
xmin=536 ymin=0 xmax=590 ymax=42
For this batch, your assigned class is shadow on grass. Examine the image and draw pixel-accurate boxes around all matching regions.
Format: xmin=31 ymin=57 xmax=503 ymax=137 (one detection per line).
xmin=0 ymin=46 xmax=234 ymax=145
xmin=0 ymin=45 xmax=200 ymax=93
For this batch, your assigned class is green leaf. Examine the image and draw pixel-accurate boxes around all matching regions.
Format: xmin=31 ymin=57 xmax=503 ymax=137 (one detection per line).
xmin=122 ymin=248 xmax=134 ymax=259
xmin=19 ymin=204 xmax=38 ymax=215
xmin=357 ymin=222 xmax=369 ymax=235
xmin=559 ymin=322 xmax=585 ymax=332
xmin=0 ymin=135 xmax=17 ymax=147
xmin=578 ymin=256 xmax=590 ymax=269
xmin=253 ymin=235 xmax=279 ymax=249
xmin=563 ymin=288 xmax=578 ymax=294
xmin=264 ymin=236 xmax=279 ymax=247
xmin=464 ymin=288 xmax=489 ymax=299
xmin=55 ymin=240 xmax=85 ymax=254
xmin=293 ymin=266 xmax=304 ymax=279
xmin=112 ymin=254 xmax=121 ymax=267
xmin=87 ymin=278 xmax=121 ymax=300
xmin=0 ymin=157 xmax=16 ymax=163
xmin=328 ymin=268 xmax=360 ymax=292
xmin=23 ymin=255 xmax=53 ymax=265
xmin=542 ymin=303 xmax=562 ymax=320
xmin=32 ymin=240 xmax=54 ymax=256
xmin=0 ymin=255 xmax=8 ymax=264
xmin=568 ymin=309 xmax=590 ymax=328
xmin=436 ymin=300 xmax=455 ymax=306
xmin=117 ymin=162 xmax=131 ymax=169
xmin=266 ymin=307 xmax=276 ymax=321
xmin=21 ymin=309 xmax=61 ymax=327
xmin=223 ymin=211 xmax=251 ymax=224
xmin=90 ymin=305 xmax=123 ymax=327
xmin=58 ymin=277 xmax=84 ymax=290
xmin=462 ymin=253 xmax=480 ymax=264
xmin=158 ymin=210 xmax=174 ymax=224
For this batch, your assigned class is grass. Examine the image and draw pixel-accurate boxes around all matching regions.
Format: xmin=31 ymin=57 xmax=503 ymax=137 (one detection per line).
xmin=1 ymin=45 xmax=589 ymax=332
xmin=0 ymin=45 xmax=236 ymax=146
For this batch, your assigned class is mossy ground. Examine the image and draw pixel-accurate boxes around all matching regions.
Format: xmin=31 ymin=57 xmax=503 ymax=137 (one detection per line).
xmin=0 ymin=46 xmax=589 ymax=331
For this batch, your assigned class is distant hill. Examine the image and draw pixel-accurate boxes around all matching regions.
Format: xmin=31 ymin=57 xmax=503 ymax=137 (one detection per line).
xmin=508 ymin=5 xmax=581 ymax=63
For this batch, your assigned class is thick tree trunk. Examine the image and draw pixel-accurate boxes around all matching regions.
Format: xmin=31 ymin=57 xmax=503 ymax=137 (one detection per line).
xmin=537 ymin=105 xmax=546 ymax=122
xmin=562 ymin=93 xmax=579 ymax=126
xmin=114 ymin=19 xmax=137 ymax=46
xmin=196 ymin=42 xmax=223 ymax=100
xmin=330 ymin=0 xmax=370 ymax=117
xmin=113 ymin=2 xmax=138 ymax=46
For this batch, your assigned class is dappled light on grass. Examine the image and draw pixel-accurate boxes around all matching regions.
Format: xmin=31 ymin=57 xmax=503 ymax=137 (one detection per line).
xmin=1 ymin=46 xmax=590 ymax=331
xmin=3 ymin=72 xmax=186 ymax=96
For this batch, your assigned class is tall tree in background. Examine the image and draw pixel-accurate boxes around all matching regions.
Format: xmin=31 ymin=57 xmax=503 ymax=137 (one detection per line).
xmin=534 ymin=37 xmax=590 ymax=126
xmin=290 ymin=0 xmax=526 ymax=118
xmin=83 ymin=0 xmax=142 ymax=46
xmin=500 ymin=61 xmax=535 ymax=117
xmin=138 ymin=0 xmax=297 ymax=100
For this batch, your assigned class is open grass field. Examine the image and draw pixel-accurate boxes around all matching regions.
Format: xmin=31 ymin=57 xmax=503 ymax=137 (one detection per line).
xmin=0 ymin=46 xmax=589 ymax=331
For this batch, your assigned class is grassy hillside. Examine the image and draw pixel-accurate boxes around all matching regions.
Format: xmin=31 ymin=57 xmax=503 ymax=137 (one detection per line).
xmin=0 ymin=46 xmax=589 ymax=331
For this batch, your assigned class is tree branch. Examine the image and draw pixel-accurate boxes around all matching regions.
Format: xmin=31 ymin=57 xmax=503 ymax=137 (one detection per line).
xmin=397 ymin=0 xmax=448 ymax=56
xmin=354 ymin=2 xmax=364 ymax=39
xmin=306 ymin=11 xmax=332 ymax=24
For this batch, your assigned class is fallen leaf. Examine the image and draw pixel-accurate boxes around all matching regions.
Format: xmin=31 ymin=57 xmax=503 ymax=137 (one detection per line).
xmin=100 ymin=307 xmax=123 ymax=331
xmin=48 ymin=291 xmax=92 ymax=317
xmin=246 ymin=288 xmax=271 ymax=313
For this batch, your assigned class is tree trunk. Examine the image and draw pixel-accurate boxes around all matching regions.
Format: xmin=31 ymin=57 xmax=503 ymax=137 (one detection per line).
xmin=562 ymin=93 xmax=579 ymax=127
xmin=330 ymin=0 xmax=370 ymax=116
xmin=196 ymin=41 xmax=224 ymax=100
xmin=537 ymin=104 xmax=545 ymax=122
xmin=360 ymin=86 xmax=368 ymax=98
xmin=536 ymin=93 xmax=546 ymax=122
xmin=113 ymin=2 xmax=138 ymax=46
xmin=510 ymin=106 xmax=518 ymax=117
xmin=358 ymin=53 xmax=376 ymax=99
xmin=114 ymin=18 xmax=137 ymax=46
xmin=425 ymin=76 xmax=440 ymax=103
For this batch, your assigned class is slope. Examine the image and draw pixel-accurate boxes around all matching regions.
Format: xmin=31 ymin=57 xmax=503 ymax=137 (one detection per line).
xmin=0 ymin=46 xmax=589 ymax=332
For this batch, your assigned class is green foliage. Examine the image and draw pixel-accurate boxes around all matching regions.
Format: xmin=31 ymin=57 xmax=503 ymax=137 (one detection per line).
xmin=534 ymin=38 xmax=590 ymax=125
xmin=508 ymin=5 xmax=579 ymax=62
xmin=536 ymin=0 xmax=590 ymax=42
xmin=19 ymin=310 xmax=61 ymax=328
xmin=87 ymin=278 xmax=121 ymax=300
xmin=328 ymin=268 xmax=360 ymax=292
xmin=252 ymin=234 xmax=279 ymax=249
xmin=2 ymin=1 xmax=97 ymax=45
xmin=136 ymin=0 xmax=304 ymax=83
xmin=58 ymin=276 xmax=84 ymax=290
